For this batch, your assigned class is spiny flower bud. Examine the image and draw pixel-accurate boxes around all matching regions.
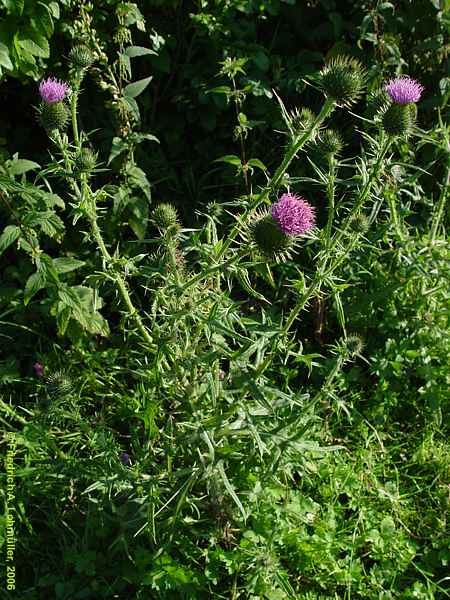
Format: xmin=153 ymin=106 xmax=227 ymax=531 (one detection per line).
xmin=344 ymin=334 xmax=365 ymax=357
xmin=319 ymin=55 xmax=366 ymax=107
xmin=250 ymin=213 xmax=294 ymax=260
xmin=315 ymin=129 xmax=344 ymax=157
xmin=46 ymin=371 xmax=73 ymax=398
xmin=152 ymin=203 xmax=179 ymax=231
xmin=290 ymin=107 xmax=317 ymax=138
xmin=69 ymin=45 xmax=95 ymax=69
xmin=382 ymin=103 xmax=415 ymax=137
xmin=366 ymin=89 xmax=390 ymax=120
xmin=348 ymin=212 xmax=370 ymax=234
xmin=74 ymin=147 xmax=98 ymax=174
xmin=38 ymin=101 xmax=70 ymax=132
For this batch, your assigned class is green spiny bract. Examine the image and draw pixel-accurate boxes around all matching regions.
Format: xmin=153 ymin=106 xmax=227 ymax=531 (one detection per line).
xmin=290 ymin=107 xmax=317 ymax=139
xmin=38 ymin=101 xmax=70 ymax=132
xmin=319 ymin=55 xmax=367 ymax=107
xmin=344 ymin=334 xmax=365 ymax=358
xmin=315 ymin=128 xmax=344 ymax=157
xmin=74 ymin=148 xmax=98 ymax=174
xmin=69 ymin=45 xmax=94 ymax=70
xmin=249 ymin=212 xmax=294 ymax=260
xmin=366 ymin=89 xmax=391 ymax=120
xmin=46 ymin=371 xmax=73 ymax=398
xmin=382 ymin=103 xmax=416 ymax=137
xmin=348 ymin=212 xmax=370 ymax=234
xmin=152 ymin=203 xmax=179 ymax=231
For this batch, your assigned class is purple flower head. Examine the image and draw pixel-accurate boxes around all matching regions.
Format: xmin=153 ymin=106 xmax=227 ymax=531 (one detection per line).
xmin=271 ymin=193 xmax=316 ymax=236
xmin=120 ymin=452 xmax=131 ymax=466
xmin=39 ymin=77 xmax=70 ymax=104
xmin=384 ymin=76 xmax=424 ymax=105
xmin=33 ymin=362 xmax=44 ymax=377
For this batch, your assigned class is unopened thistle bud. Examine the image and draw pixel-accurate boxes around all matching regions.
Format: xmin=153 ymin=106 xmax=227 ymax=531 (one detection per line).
xmin=74 ymin=147 xmax=98 ymax=174
xmin=38 ymin=101 xmax=70 ymax=132
xmin=382 ymin=103 xmax=416 ymax=137
xmin=348 ymin=212 xmax=370 ymax=234
xmin=46 ymin=371 xmax=73 ymax=398
xmin=69 ymin=45 xmax=94 ymax=70
xmin=290 ymin=107 xmax=317 ymax=138
xmin=344 ymin=334 xmax=365 ymax=358
xmin=152 ymin=203 xmax=179 ymax=231
xmin=319 ymin=55 xmax=366 ymax=107
xmin=250 ymin=213 xmax=294 ymax=259
xmin=315 ymin=129 xmax=344 ymax=157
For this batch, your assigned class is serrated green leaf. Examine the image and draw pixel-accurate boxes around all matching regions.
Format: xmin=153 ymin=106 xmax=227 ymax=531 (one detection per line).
xmin=0 ymin=225 xmax=20 ymax=256
xmin=24 ymin=271 xmax=46 ymax=305
xmin=7 ymin=159 xmax=40 ymax=176
xmin=122 ymin=96 xmax=140 ymax=121
xmin=123 ymin=76 xmax=153 ymax=99
xmin=18 ymin=36 xmax=49 ymax=58
xmin=124 ymin=46 xmax=156 ymax=58
xmin=52 ymin=257 xmax=85 ymax=274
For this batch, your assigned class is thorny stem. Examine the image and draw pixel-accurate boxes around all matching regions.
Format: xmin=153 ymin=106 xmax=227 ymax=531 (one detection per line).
xmin=81 ymin=181 xmax=153 ymax=347
xmin=325 ymin=155 xmax=337 ymax=247
xmin=430 ymin=128 xmax=449 ymax=242
xmin=386 ymin=188 xmax=403 ymax=239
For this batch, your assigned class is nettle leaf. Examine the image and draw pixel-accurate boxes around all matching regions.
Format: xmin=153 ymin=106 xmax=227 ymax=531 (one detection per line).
xmin=124 ymin=45 xmax=156 ymax=58
xmin=6 ymin=159 xmax=40 ymax=176
xmin=0 ymin=225 xmax=21 ymax=256
xmin=122 ymin=96 xmax=140 ymax=121
xmin=24 ymin=271 xmax=46 ymax=305
xmin=126 ymin=165 xmax=151 ymax=200
xmin=52 ymin=257 xmax=85 ymax=274
xmin=128 ymin=196 xmax=149 ymax=239
xmin=18 ymin=33 xmax=49 ymax=58
xmin=24 ymin=211 xmax=65 ymax=239
xmin=123 ymin=76 xmax=153 ymax=99
xmin=108 ymin=137 xmax=128 ymax=164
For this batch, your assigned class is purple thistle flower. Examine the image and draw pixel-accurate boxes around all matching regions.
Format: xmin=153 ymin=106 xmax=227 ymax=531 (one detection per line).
xmin=271 ymin=193 xmax=316 ymax=236
xmin=33 ymin=362 xmax=44 ymax=377
xmin=384 ymin=76 xmax=424 ymax=105
xmin=39 ymin=77 xmax=70 ymax=104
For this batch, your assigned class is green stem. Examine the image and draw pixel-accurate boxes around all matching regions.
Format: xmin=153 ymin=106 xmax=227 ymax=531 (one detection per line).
xmin=430 ymin=153 xmax=449 ymax=243
xmin=386 ymin=189 xmax=403 ymax=239
xmin=84 ymin=186 xmax=153 ymax=347
xmin=324 ymin=155 xmax=336 ymax=247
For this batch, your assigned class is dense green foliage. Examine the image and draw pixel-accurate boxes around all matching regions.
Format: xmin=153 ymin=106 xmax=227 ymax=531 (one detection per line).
xmin=0 ymin=1 xmax=449 ymax=599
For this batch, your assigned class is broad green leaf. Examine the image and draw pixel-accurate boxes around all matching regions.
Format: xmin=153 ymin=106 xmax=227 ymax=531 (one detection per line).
xmin=214 ymin=154 xmax=242 ymax=167
xmin=123 ymin=76 xmax=153 ymax=99
xmin=128 ymin=196 xmax=148 ymax=239
xmin=0 ymin=225 xmax=20 ymax=256
xmin=124 ymin=46 xmax=156 ymax=58
xmin=52 ymin=257 xmax=85 ymax=274
xmin=24 ymin=271 xmax=46 ymax=305
xmin=18 ymin=36 xmax=49 ymax=58
xmin=247 ymin=158 xmax=267 ymax=171
xmin=108 ymin=137 xmax=128 ymax=164
xmin=0 ymin=42 xmax=13 ymax=70
xmin=122 ymin=96 xmax=140 ymax=121
xmin=7 ymin=159 xmax=40 ymax=176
